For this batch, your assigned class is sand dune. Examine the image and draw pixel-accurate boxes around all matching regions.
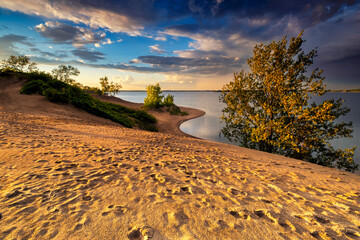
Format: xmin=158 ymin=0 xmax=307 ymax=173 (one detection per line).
xmin=1 ymin=76 xmax=360 ymax=239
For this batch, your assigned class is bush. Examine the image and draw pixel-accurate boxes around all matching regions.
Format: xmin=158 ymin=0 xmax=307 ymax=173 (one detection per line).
xmin=163 ymin=94 xmax=175 ymax=107
xmin=44 ymin=88 xmax=70 ymax=103
xmin=166 ymin=106 xmax=188 ymax=116
xmin=20 ymin=79 xmax=48 ymax=95
xmin=19 ymin=74 xmax=158 ymax=131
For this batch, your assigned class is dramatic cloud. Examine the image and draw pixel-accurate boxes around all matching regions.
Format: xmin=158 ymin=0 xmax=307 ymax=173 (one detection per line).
xmin=72 ymin=49 xmax=105 ymax=62
xmin=0 ymin=34 xmax=34 ymax=56
xmin=0 ymin=0 xmax=145 ymax=35
xmin=135 ymin=55 xmax=244 ymax=74
xmin=188 ymin=0 xmax=357 ymax=27
xmin=1 ymin=0 xmax=359 ymax=89
xmin=35 ymin=21 xmax=106 ymax=47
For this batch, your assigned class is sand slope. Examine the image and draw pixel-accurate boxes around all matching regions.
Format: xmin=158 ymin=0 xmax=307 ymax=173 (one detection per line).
xmin=1 ymin=76 xmax=360 ymax=240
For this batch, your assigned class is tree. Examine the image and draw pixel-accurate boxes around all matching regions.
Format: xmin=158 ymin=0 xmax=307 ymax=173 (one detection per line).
xmin=99 ymin=76 xmax=122 ymax=96
xmin=52 ymin=65 xmax=80 ymax=84
xmin=99 ymin=76 xmax=110 ymax=94
xmin=221 ymin=32 xmax=358 ymax=172
xmin=144 ymin=83 xmax=175 ymax=109
xmin=144 ymin=83 xmax=163 ymax=108
xmin=1 ymin=55 xmax=38 ymax=72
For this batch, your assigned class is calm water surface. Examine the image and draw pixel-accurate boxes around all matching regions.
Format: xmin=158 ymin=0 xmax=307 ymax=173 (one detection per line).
xmin=116 ymin=91 xmax=360 ymax=164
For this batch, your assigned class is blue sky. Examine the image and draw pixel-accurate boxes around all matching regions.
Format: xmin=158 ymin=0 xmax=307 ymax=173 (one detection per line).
xmin=0 ymin=0 xmax=359 ymax=90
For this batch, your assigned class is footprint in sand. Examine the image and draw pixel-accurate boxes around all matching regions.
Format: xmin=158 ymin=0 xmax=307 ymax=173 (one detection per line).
xmin=127 ymin=226 xmax=154 ymax=240
xmin=102 ymin=205 xmax=127 ymax=217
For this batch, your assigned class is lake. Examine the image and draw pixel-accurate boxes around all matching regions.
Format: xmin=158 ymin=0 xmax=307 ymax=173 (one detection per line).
xmin=116 ymin=91 xmax=360 ymax=165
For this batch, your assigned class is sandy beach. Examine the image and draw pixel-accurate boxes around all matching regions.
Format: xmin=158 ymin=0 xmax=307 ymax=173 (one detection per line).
xmin=1 ymin=76 xmax=360 ymax=240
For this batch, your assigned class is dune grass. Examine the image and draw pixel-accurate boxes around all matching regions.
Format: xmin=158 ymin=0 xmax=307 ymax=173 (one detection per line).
xmin=19 ymin=72 xmax=158 ymax=132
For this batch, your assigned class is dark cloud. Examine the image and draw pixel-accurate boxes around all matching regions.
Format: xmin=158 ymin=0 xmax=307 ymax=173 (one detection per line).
xmin=0 ymin=34 xmax=34 ymax=47
xmin=0 ymin=34 xmax=34 ymax=56
xmin=35 ymin=21 xmax=105 ymax=47
xmin=195 ymin=0 xmax=357 ymax=27
xmin=72 ymin=49 xmax=105 ymax=62
xmin=166 ymin=24 xmax=200 ymax=34
xmin=137 ymin=55 xmax=237 ymax=67
xmin=87 ymin=62 xmax=163 ymax=73
xmin=30 ymin=47 xmax=68 ymax=59
xmin=166 ymin=0 xmax=359 ymax=41
xmin=133 ymin=55 xmax=243 ymax=74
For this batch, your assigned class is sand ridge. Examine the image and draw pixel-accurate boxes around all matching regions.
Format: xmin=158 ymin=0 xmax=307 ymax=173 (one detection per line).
xmin=1 ymin=76 xmax=360 ymax=239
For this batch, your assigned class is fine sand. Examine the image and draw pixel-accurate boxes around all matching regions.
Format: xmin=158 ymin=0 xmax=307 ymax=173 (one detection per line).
xmin=1 ymin=76 xmax=360 ymax=240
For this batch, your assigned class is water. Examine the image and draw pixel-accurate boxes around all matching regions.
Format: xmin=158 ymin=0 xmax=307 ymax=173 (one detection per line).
xmin=116 ymin=91 xmax=360 ymax=164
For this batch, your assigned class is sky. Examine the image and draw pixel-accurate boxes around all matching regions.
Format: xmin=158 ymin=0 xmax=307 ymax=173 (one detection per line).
xmin=0 ymin=0 xmax=359 ymax=90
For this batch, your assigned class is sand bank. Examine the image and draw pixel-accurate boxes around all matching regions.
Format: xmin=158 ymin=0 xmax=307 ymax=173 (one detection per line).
xmin=1 ymin=77 xmax=360 ymax=240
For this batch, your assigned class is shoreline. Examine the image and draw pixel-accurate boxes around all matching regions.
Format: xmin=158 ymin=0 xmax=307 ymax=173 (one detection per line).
xmin=1 ymin=76 xmax=360 ymax=239
xmin=95 ymin=94 xmax=206 ymax=137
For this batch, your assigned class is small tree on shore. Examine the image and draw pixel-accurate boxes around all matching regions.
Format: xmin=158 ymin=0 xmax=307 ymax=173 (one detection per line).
xmin=144 ymin=83 xmax=174 ymax=109
xmin=52 ymin=65 xmax=80 ymax=84
xmin=1 ymin=55 xmax=38 ymax=72
xmin=99 ymin=76 xmax=122 ymax=96
xmin=221 ymin=32 xmax=357 ymax=172
xmin=144 ymin=83 xmax=163 ymax=108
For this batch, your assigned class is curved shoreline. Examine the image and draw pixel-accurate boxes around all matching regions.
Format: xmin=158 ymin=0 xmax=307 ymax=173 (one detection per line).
xmin=95 ymin=94 xmax=206 ymax=137
xmin=176 ymin=106 xmax=206 ymax=139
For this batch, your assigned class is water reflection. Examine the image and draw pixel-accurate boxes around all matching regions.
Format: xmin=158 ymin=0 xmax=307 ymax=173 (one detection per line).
xmin=117 ymin=91 xmax=360 ymax=164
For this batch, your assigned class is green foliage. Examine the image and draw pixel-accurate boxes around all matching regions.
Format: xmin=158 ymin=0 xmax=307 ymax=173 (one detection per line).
xmin=1 ymin=55 xmax=38 ymax=73
xmin=143 ymin=83 xmax=177 ymax=110
xmin=166 ymin=105 xmax=188 ymax=116
xmin=44 ymin=88 xmax=71 ymax=103
xmin=99 ymin=76 xmax=122 ymax=96
xmin=20 ymin=73 xmax=157 ymax=131
xmin=99 ymin=76 xmax=110 ymax=94
xmin=163 ymin=94 xmax=175 ymax=107
xmin=20 ymin=79 xmax=48 ymax=95
xmin=221 ymin=32 xmax=358 ymax=172
xmin=144 ymin=83 xmax=163 ymax=109
xmin=82 ymin=86 xmax=103 ymax=95
xmin=51 ymin=65 xmax=80 ymax=84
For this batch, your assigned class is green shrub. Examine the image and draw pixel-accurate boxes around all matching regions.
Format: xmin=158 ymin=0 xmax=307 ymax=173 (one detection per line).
xmin=27 ymin=71 xmax=53 ymax=83
xmin=167 ymin=106 xmax=188 ymax=116
xmin=19 ymin=74 xmax=157 ymax=131
xmin=44 ymin=88 xmax=70 ymax=103
xmin=163 ymin=94 xmax=174 ymax=107
xmin=20 ymin=79 xmax=48 ymax=95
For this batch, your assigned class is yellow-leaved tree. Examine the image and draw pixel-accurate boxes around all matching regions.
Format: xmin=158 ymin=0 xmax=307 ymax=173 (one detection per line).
xmin=221 ymin=32 xmax=358 ymax=172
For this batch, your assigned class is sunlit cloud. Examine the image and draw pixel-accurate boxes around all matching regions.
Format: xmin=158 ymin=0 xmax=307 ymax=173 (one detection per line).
xmin=0 ymin=0 xmax=144 ymax=35
xmin=149 ymin=44 xmax=166 ymax=54
xmin=35 ymin=21 xmax=106 ymax=48
xmin=155 ymin=36 xmax=167 ymax=41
